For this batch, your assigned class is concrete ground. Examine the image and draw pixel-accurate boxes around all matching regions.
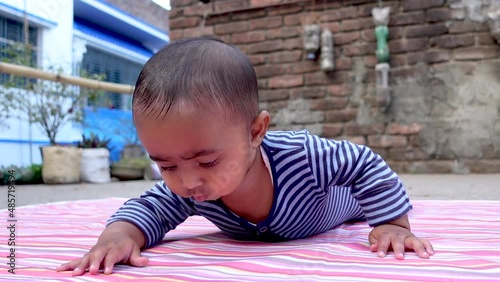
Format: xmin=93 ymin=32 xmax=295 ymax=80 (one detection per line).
xmin=1 ymin=174 xmax=499 ymax=210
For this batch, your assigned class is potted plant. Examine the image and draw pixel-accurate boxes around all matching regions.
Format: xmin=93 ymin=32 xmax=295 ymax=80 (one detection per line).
xmin=111 ymin=156 xmax=151 ymax=181
xmin=77 ymin=133 xmax=112 ymax=183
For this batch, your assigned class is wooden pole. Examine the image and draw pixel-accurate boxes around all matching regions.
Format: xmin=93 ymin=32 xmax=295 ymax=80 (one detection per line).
xmin=0 ymin=61 xmax=135 ymax=94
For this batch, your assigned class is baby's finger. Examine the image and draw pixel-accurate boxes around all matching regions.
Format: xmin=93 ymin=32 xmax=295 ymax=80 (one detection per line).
xmin=407 ymin=237 xmax=429 ymax=259
xmin=72 ymin=256 xmax=91 ymax=276
xmin=56 ymin=259 xmax=81 ymax=272
xmin=102 ymin=247 xmax=127 ymax=275
xmin=421 ymin=239 xmax=434 ymax=256
xmin=87 ymin=250 xmax=109 ymax=275
xmin=391 ymin=237 xmax=406 ymax=260
xmin=376 ymin=236 xmax=391 ymax=258
xmin=129 ymin=244 xmax=149 ymax=267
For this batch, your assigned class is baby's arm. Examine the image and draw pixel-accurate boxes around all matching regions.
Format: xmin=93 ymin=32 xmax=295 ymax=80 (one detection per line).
xmin=307 ymin=134 xmax=433 ymax=258
xmin=57 ymin=182 xmax=197 ymax=275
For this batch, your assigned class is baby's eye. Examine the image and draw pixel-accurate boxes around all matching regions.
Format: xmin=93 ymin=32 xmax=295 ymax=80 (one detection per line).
xmin=199 ymin=160 xmax=218 ymax=168
xmin=160 ymin=165 xmax=177 ymax=172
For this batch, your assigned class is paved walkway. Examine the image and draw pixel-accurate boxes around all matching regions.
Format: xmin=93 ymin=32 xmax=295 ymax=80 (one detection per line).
xmin=1 ymin=174 xmax=499 ymax=210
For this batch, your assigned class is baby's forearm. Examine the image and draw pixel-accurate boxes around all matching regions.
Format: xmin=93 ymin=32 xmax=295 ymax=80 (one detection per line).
xmin=386 ymin=213 xmax=411 ymax=231
xmin=103 ymin=221 xmax=146 ymax=248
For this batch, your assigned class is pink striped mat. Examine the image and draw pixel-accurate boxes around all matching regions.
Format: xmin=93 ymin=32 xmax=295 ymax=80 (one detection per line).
xmin=1 ymin=198 xmax=499 ymax=281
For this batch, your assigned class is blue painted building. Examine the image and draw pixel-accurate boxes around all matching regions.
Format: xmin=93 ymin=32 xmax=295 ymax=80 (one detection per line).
xmin=0 ymin=0 xmax=169 ymax=166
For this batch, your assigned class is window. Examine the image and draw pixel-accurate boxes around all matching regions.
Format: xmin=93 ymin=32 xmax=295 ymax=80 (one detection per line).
xmin=81 ymin=47 xmax=143 ymax=110
xmin=0 ymin=16 xmax=38 ymax=83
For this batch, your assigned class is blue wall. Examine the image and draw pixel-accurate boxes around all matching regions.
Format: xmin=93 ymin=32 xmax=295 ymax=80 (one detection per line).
xmin=83 ymin=107 xmax=140 ymax=162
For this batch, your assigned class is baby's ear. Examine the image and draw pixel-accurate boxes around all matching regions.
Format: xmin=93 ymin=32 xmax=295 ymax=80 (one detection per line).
xmin=250 ymin=111 xmax=270 ymax=147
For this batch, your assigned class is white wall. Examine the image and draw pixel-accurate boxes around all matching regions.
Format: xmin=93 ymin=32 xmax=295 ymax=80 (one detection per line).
xmin=0 ymin=0 xmax=80 ymax=167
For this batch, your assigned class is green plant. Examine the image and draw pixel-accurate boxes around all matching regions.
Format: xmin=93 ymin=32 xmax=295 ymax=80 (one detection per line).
xmin=77 ymin=133 xmax=111 ymax=149
xmin=0 ymin=42 xmax=105 ymax=145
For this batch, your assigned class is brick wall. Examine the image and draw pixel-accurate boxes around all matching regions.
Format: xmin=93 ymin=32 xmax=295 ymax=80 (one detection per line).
xmin=102 ymin=0 xmax=169 ymax=32
xmin=169 ymin=0 xmax=500 ymax=173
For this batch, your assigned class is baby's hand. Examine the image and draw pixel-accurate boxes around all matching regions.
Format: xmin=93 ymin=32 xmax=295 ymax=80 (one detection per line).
xmin=368 ymin=224 xmax=434 ymax=260
xmin=56 ymin=224 xmax=149 ymax=276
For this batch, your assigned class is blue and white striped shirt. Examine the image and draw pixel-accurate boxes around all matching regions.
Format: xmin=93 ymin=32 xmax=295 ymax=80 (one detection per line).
xmin=107 ymin=130 xmax=412 ymax=248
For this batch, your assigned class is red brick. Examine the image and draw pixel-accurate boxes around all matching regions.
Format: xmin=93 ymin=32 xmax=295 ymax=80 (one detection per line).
xmin=407 ymin=52 xmax=425 ymax=65
xmin=333 ymin=32 xmax=360 ymax=45
xmin=391 ymin=12 xmax=425 ymax=26
xmin=345 ymin=123 xmax=385 ymax=136
xmin=343 ymin=43 xmax=376 ymax=56
xmin=232 ymin=31 xmax=266 ymax=44
xmin=231 ymin=10 xmax=267 ymax=21
xmin=258 ymin=79 xmax=268 ymax=89
xmin=363 ymin=56 xmax=378 ymax=67
xmin=426 ymin=8 xmax=453 ymax=22
xmin=334 ymin=58 xmax=353 ymax=70
xmin=327 ymin=85 xmax=352 ymax=97
xmin=268 ymin=3 xmax=303 ymax=15
xmin=171 ymin=0 xmax=197 ymax=8
xmin=478 ymin=32 xmax=496 ymax=45
xmin=390 ymin=54 xmax=407 ymax=67
xmin=358 ymin=17 xmax=375 ymax=29
xmin=341 ymin=136 xmax=366 ymax=145
xmin=284 ymin=37 xmax=303 ymax=50
xmin=248 ymin=55 xmax=266 ymax=65
xmin=389 ymin=38 xmax=429 ymax=54
xmin=183 ymin=5 xmax=212 ymax=16
xmin=268 ymin=51 xmax=302 ymax=63
xmin=266 ymin=27 xmax=301 ymax=40
xmin=169 ymin=30 xmax=183 ymax=40
xmin=310 ymin=97 xmax=349 ymax=111
xmin=215 ymin=21 xmax=248 ymax=35
xmin=285 ymin=60 xmax=319 ymax=74
xmin=206 ymin=15 xmax=230 ymax=25
xmin=214 ymin=0 xmax=246 ymax=13
xmin=406 ymin=23 xmax=448 ymax=38
xmin=306 ymin=1 xmax=341 ymax=10
xmin=284 ymin=14 xmax=300 ymax=26
xmin=269 ymin=75 xmax=304 ymax=88
xmin=389 ymin=27 xmax=404 ymax=39
xmin=265 ymin=100 xmax=289 ymax=111
xmin=454 ymin=47 xmax=499 ymax=60
xmin=448 ymin=21 xmax=489 ymax=34
xmin=248 ymin=40 xmax=284 ymax=54
xmin=305 ymin=71 xmax=348 ymax=85
xmin=342 ymin=0 xmax=372 ymax=5
xmin=386 ymin=123 xmax=422 ymax=135
xmin=250 ymin=0 xmax=282 ymax=7
xmin=361 ymin=29 xmax=376 ymax=42
xmin=254 ymin=65 xmax=285 ymax=78
xmin=325 ymin=109 xmax=357 ymax=122
xmin=322 ymin=124 xmax=343 ymax=137
xmin=323 ymin=22 xmax=341 ymax=33
xmin=169 ymin=17 xmax=200 ymax=29
xmin=290 ymin=87 xmax=326 ymax=99
xmin=464 ymin=160 xmax=500 ymax=173
xmin=183 ymin=26 xmax=214 ymax=38
xmin=169 ymin=8 xmax=183 ymax=19
xmin=430 ymin=34 xmax=475 ymax=48
xmin=340 ymin=19 xmax=361 ymax=32
xmin=259 ymin=89 xmax=289 ymax=102
xmin=320 ymin=7 xmax=357 ymax=22
xmin=249 ymin=16 xmax=283 ymax=30
xmin=402 ymin=0 xmax=445 ymax=11
xmin=389 ymin=148 xmax=429 ymax=161
xmin=425 ymin=50 xmax=450 ymax=63
xmin=368 ymin=135 xmax=407 ymax=148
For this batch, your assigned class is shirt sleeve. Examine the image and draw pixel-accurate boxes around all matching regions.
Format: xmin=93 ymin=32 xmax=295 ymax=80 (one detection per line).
xmin=106 ymin=181 xmax=199 ymax=248
xmin=306 ymin=133 xmax=412 ymax=227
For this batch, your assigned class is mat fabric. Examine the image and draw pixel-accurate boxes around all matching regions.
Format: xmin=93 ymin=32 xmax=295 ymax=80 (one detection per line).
xmin=1 ymin=198 xmax=499 ymax=281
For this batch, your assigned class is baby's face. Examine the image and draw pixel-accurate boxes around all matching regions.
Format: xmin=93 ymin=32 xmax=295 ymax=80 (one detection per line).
xmin=135 ymin=107 xmax=255 ymax=202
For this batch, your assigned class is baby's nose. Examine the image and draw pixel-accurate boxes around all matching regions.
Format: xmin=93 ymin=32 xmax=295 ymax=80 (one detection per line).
xmin=181 ymin=172 xmax=203 ymax=190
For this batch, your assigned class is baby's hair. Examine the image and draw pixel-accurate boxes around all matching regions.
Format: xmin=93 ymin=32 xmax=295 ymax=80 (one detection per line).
xmin=132 ymin=36 xmax=259 ymax=126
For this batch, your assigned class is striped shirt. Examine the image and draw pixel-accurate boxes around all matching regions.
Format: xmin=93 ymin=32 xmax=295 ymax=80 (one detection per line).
xmin=107 ymin=130 xmax=412 ymax=248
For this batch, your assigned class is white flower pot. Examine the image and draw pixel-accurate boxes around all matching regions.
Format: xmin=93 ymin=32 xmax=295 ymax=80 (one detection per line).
xmin=80 ymin=148 xmax=111 ymax=183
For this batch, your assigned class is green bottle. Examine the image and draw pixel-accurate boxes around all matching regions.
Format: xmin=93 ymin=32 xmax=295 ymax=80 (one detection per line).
xmin=375 ymin=25 xmax=390 ymax=63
